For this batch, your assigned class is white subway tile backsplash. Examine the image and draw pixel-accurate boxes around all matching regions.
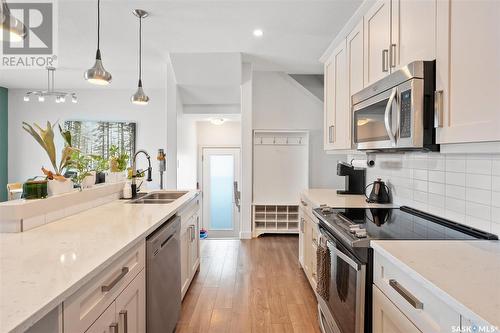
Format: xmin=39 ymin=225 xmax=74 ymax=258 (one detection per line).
xmin=466 ymin=202 xmax=491 ymax=220
xmin=446 ymin=172 xmax=466 ymax=187
xmin=465 ymin=188 xmax=491 ymax=206
xmin=466 ymin=174 xmax=492 ymax=190
xmin=445 ymin=184 xmax=466 ymax=200
xmin=428 ymin=171 xmax=445 ymax=183
xmin=446 ymin=159 xmax=466 ymax=173
xmin=356 ymin=151 xmax=500 ymax=236
xmin=466 ymin=159 xmax=492 ymax=175
xmin=428 ymin=182 xmax=445 ymax=195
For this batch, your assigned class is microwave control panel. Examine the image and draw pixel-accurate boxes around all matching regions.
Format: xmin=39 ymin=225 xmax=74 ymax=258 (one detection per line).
xmin=400 ymin=90 xmax=412 ymax=138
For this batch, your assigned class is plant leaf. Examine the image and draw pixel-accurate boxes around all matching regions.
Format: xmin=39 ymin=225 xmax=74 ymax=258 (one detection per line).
xmin=59 ymin=124 xmax=72 ymax=147
xmin=23 ymin=122 xmax=58 ymax=173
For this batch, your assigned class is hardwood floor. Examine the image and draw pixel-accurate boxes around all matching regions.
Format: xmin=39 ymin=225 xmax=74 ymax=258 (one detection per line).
xmin=176 ymin=235 xmax=321 ymax=333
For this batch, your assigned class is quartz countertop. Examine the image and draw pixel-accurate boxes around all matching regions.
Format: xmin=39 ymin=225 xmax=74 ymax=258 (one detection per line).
xmin=301 ymin=188 xmax=396 ymax=208
xmin=0 ymin=190 xmax=200 ymax=333
xmin=371 ymin=240 xmax=500 ymax=329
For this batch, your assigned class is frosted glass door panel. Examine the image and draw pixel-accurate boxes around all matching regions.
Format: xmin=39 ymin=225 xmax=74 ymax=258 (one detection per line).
xmin=209 ymin=155 xmax=234 ymax=230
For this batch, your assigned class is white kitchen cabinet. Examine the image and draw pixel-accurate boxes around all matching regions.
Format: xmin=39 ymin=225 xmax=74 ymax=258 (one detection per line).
xmin=179 ymin=198 xmax=201 ymax=299
xmin=85 ymin=302 xmax=117 ymax=333
xmin=299 ymin=206 xmax=319 ymax=290
xmin=324 ymin=40 xmax=350 ymax=150
xmin=347 ymin=20 xmax=364 ymax=99
xmin=391 ymin=0 xmax=436 ymax=70
xmin=364 ymin=0 xmax=436 ymax=84
xmin=115 ymin=269 xmax=146 ymax=333
xmin=64 ymin=241 xmax=145 ymax=333
xmin=373 ymin=285 xmax=422 ymax=333
xmin=435 ymin=0 xmax=500 ymax=144
xmin=364 ymin=0 xmax=391 ymax=85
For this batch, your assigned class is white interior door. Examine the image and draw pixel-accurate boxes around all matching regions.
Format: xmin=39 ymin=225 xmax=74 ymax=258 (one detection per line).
xmin=202 ymin=148 xmax=241 ymax=238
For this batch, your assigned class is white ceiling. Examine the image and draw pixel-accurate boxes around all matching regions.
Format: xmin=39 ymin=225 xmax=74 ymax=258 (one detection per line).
xmin=0 ymin=0 xmax=362 ymax=91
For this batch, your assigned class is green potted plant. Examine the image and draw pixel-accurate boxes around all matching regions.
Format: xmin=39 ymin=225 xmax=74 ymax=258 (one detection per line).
xmin=22 ymin=121 xmax=75 ymax=196
xmin=91 ymin=155 xmax=109 ymax=184
xmin=108 ymin=145 xmax=129 ymax=183
xmin=69 ymin=151 xmax=94 ymax=190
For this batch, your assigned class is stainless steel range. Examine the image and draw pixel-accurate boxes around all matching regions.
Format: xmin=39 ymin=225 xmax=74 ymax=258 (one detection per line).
xmin=313 ymin=206 xmax=498 ymax=333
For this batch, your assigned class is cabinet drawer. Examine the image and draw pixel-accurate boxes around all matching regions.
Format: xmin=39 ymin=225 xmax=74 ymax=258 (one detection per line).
xmin=64 ymin=240 xmax=145 ymax=333
xmin=299 ymin=195 xmax=315 ymax=221
xmin=179 ymin=198 xmax=200 ymax=222
xmin=373 ymin=251 xmax=459 ymax=333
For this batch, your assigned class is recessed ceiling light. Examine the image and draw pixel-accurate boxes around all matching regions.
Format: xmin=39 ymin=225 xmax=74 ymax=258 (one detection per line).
xmin=253 ymin=29 xmax=263 ymax=37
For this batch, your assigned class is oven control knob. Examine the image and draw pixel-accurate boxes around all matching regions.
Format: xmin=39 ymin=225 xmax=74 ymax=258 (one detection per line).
xmin=349 ymin=225 xmax=361 ymax=233
xmin=355 ymin=229 xmax=367 ymax=238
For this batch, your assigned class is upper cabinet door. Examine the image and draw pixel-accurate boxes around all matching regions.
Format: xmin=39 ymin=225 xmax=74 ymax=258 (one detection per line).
xmin=324 ymin=54 xmax=335 ymax=150
xmin=347 ymin=20 xmax=364 ymax=106
xmin=436 ymin=0 xmax=500 ymax=144
xmin=331 ymin=40 xmax=350 ymax=150
xmin=364 ymin=0 xmax=391 ymax=86
xmin=391 ymin=0 xmax=436 ymax=70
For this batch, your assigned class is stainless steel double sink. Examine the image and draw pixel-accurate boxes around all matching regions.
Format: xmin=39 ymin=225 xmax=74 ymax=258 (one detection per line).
xmin=129 ymin=191 xmax=188 ymax=204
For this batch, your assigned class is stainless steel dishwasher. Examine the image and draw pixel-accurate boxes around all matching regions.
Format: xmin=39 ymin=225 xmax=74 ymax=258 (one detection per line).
xmin=146 ymin=215 xmax=181 ymax=333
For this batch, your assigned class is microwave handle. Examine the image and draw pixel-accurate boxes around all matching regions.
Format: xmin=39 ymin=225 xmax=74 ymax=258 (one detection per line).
xmin=384 ymin=88 xmax=397 ymax=147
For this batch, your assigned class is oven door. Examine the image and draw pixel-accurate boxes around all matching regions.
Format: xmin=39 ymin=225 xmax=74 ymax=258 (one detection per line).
xmin=318 ymin=231 xmax=366 ymax=333
xmin=353 ymin=86 xmax=399 ymax=150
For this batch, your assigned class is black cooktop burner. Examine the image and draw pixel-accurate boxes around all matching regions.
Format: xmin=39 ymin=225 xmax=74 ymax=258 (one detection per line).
xmin=314 ymin=206 xmax=498 ymax=244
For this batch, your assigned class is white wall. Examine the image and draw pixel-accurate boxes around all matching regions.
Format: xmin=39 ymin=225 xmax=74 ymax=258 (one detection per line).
xmin=348 ymin=151 xmax=500 ymax=236
xmin=197 ymin=121 xmax=241 ymax=146
xmin=177 ymin=114 xmax=198 ymax=189
xmin=8 ymin=88 xmax=167 ymax=187
xmin=252 ymin=71 xmax=344 ymax=189
xmin=166 ymin=60 xmax=179 ymax=188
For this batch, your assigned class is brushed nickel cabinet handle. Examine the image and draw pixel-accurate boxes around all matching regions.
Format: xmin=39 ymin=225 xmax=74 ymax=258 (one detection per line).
xmin=390 ymin=44 xmax=397 ymax=68
xmin=389 ymin=279 xmax=424 ymax=309
xmin=300 ymin=200 xmax=308 ymax=207
xmin=300 ymin=218 xmax=305 ymax=233
xmin=434 ymin=90 xmax=444 ymax=128
xmin=109 ymin=323 xmax=118 ymax=333
xmin=329 ymin=125 xmax=335 ymax=143
xmin=190 ymin=225 xmax=196 ymax=242
xmin=382 ymin=49 xmax=389 ymax=72
xmin=119 ymin=310 xmax=128 ymax=333
xmin=101 ymin=267 xmax=129 ymax=292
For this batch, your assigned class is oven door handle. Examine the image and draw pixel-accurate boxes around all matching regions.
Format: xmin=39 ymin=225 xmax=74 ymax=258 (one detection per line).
xmin=384 ymin=87 xmax=398 ymax=147
xmin=326 ymin=240 xmax=361 ymax=271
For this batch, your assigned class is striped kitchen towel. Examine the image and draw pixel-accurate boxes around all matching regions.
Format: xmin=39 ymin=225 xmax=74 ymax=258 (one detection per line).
xmin=316 ymin=235 xmax=330 ymax=300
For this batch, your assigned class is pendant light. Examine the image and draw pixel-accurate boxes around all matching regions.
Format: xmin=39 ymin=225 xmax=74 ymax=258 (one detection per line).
xmin=0 ymin=0 xmax=27 ymax=42
xmin=84 ymin=0 xmax=112 ymax=85
xmin=24 ymin=67 xmax=77 ymax=103
xmin=131 ymin=9 xmax=149 ymax=105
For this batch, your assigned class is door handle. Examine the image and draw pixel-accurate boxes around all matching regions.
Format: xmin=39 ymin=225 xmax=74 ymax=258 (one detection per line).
xmin=382 ymin=49 xmax=389 ymax=72
xmin=233 ymin=181 xmax=241 ymax=212
xmin=434 ymin=90 xmax=444 ymax=128
xmin=119 ymin=310 xmax=128 ymax=333
xmin=101 ymin=267 xmax=129 ymax=292
xmin=384 ymin=88 xmax=398 ymax=147
xmin=390 ymin=44 xmax=397 ymax=68
xmin=389 ymin=279 xmax=424 ymax=309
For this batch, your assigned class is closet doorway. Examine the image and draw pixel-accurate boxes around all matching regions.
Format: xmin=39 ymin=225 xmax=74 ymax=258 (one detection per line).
xmin=200 ymin=147 xmax=241 ymax=238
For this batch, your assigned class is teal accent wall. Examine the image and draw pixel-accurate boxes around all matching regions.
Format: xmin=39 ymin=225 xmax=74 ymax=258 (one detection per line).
xmin=0 ymin=87 xmax=7 ymax=202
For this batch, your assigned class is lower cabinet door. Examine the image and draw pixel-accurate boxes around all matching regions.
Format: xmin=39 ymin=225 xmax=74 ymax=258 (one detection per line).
xmin=115 ymin=269 xmax=146 ymax=333
xmin=180 ymin=220 xmax=191 ymax=297
xmin=189 ymin=214 xmax=200 ymax=274
xmin=85 ymin=302 xmax=116 ymax=333
xmin=373 ymin=285 xmax=422 ymax=333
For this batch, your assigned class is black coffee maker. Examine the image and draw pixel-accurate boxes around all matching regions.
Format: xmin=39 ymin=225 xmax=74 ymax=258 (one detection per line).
xmin=365 ymin=178 xmax=391 ymax=204
xmin=336 ymin=161 xmax=366 ymax=195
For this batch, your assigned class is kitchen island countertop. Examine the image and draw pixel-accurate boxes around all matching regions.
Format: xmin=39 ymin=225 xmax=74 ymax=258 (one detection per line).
xmin=0 ymin=190 xmax=200 ymax=333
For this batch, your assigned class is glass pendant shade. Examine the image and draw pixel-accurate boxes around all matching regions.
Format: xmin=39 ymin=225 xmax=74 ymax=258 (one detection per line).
xmin=131 ymin=80 xmax=149 ymax=105
xmin=0 ymin=0 xmax=27 ymax=42
xmin=84 ymin=49 xmax=112 ymax=85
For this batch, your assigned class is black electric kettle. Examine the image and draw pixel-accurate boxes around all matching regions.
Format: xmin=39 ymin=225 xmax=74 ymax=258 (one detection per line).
xmin=365 ymin=178 xmax=391 ymax=204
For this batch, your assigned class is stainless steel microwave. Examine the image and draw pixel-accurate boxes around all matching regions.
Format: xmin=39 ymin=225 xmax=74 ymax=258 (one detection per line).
xmin=351 ymin=61 xmax=439 ymax=151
